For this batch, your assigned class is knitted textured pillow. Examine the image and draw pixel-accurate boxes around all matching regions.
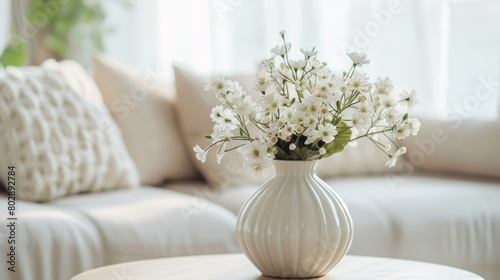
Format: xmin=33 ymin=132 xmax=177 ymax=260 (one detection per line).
xmin=0 ymin=63 xmax=139 ymax=202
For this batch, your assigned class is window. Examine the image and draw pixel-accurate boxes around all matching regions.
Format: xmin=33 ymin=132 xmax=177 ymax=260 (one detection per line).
xmin=103 ymin=0 xmax=500 ymax=119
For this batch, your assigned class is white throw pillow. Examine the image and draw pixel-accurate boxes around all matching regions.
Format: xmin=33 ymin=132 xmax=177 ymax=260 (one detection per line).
xmin=93 ymin=54 xmax=199 ymax=185
xmin=316 ymin=138 xmax=395 ymax=178
xmin=174 ymin=66 xmax=272 ymax=188
xmin=0 ymin=61 xmax=140 ymax=202
xmin=174 ymin=66 xmax=394 ymax=188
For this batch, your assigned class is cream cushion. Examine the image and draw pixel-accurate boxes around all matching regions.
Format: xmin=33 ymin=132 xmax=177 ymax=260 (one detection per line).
xmin=0 ymin=200 xmax=104 ymax=280
xmin=174 ymin=66 xmax=272 ymax=188
xmin=0 ymin=61 xmax=139 ymax=201
xmin=316 ymin=137 xmax=393 ymax=178
xmin=174 ymin=66 xmax=395 ymax=188
xmin=51 ymin=186 xmax=240 ymax=263
xmin=94 ymin=54 xmax=199 ymax=185
xmin=0 ymin=186 xmax=240 ymax=280
xmin=401 ymin=117 xmax=500 ymax=179
xmin=43 ymin=59 xmax=104 ymax=105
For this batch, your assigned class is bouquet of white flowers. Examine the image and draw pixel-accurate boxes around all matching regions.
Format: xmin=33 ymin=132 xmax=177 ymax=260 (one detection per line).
xmin=194 ymin=31 xmax=420 ymax=176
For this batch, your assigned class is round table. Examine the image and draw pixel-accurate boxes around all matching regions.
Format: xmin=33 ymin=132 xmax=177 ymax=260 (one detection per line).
xmin=72 ymin=254 xmax=484 ymax=280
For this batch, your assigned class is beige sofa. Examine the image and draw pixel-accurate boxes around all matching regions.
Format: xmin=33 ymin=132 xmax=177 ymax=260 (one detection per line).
xmin=0 ymin=56 xmax=499 ymax=280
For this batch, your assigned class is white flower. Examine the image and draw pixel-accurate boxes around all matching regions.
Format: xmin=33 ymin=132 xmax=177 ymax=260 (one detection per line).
xmin=382 ymin=96 xmax=396 ymax=109
xmin=289 ymin=143 xmax=297 ymax=150
xmin=346 ymin=71 xmax=370 ymax=93
xmin=264 ymin=133 xmax=277 ymax=143
xmin=193 ymin=145 xmax=207 ymax=163
xmin=374 ymin=77 xmax=393 ymax=95
xmin=278 ymin=124 xmax=295 ymax=140
xmin=294 ymin=125 xmax=305 ymax=134
xmin=305 ymin=117 xmax=317 ymax=128
xmin=300 ymin=47 xmax=318 ymax=58
xmin=347 ymin=52 xmax=370 ymax=67
xmin=225 ymin=82 xmax=244 ymax=103
xmin=319 ymin=147 xmax=326 ymax=155
xmin=219 ymin=109 xmax=239 ymax=130
xmin=316 ymin=82 xmax=335 ymax=101
xmin=357 ymin=101 xmax=373 ymax=115
xmin=394 ymin=122 xmax=411 ymax=140
xmin=211 ymin=125 xmax=233 ymax=142
xmin=400 ymin=90 xmax=419 ymax=111
xmin=373 ymin=95 xmax=383 ymax=108
xmin=281 ymin=107 xmax=295 ymax=122
xmin=262 ymin=57 xmax=276 ymax=70
xmin=204 ymin=76 xmax=231 ymax=93
xmin=254 ymin=71 xmax=272 ymax=92
xmin=279 ymin=30 xmax=285 ymax=37
xmin=238 ymin=140 xmax=268 ymax=161
xmin=352 ymin=112 xmax=370 ymax=131
xmin=386 ymin=146 xmax=407 ymax=168
xmin=317 ymin=124 xmax=337 ymax=143
xmin=260 ymin=93 xmax=284 ymax=113
xmin=269 ymin=118 xmax=286 ymax=133
xmin=270 ymin=43 xmax=291 ymax=56
xmin=210 ymin=105 xmax=225 ymax=123
xmin=315 ymin=67 xmax=331 ymax=81
xmin=385 ymin=108 xmax=401 ymax=125
xmin=407 ymin=118 xmax=421 ymax=135
xmin=233 ymin=95 xmax=255 ymax=116
xmin=318 ymin=105 xmax=330 ymax=118
xmin=291 ymin=111 xmax=307 ymax=126
xmin=271 ymin=67 xmax=293 ymax=80
xmin=244 ymin=157 xmax=272 ymax=177
xmin=289 ymin=59 xmax=306 ymax=69
xmin=306 ymin=58 xmax=323 ymax=74
xmin=304 ymin=136 xmax=317 ymax=145
xmin=304 ymin=97 xmax=321 ymax=117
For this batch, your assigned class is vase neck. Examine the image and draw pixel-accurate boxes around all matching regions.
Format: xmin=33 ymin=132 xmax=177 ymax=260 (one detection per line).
xmin=273 ymin=160 xmax=318 ymax=177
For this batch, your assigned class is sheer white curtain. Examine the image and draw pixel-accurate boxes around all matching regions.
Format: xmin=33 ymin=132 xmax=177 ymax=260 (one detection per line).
xmin=103 ymin=0 xmax=500 ymax=119
xmin=0 ymin=0 xmax=9 ymax=52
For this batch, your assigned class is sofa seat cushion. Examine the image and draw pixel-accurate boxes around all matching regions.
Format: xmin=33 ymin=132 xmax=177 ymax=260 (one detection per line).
xmin=168 ymin=174 xmax=500 ymax=279
xmin=50 ymin=186 xmax=240 ymax=264
xmin=329 ymin=175 xmax=500 ymax=275
xmin=0 ymin=197 xmax=104 ymax=280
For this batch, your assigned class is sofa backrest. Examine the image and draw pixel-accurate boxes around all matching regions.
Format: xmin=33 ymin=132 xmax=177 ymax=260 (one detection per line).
xmin=401 ymin=117 xmax=500 ymax=179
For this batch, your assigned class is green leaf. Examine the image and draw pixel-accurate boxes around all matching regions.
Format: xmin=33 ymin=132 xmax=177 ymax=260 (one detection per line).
xmin=274 ymin=146 xmax=289 ymax=160
xmin=43 ymin=34 xmax=68 ymax=57
xmin=323 ymin=121 xmax=351 ymax=157
xmin=0 ymin=42 xmax=28 ymax=67
xmin=403 ymin=113 xmax=409 ymax=121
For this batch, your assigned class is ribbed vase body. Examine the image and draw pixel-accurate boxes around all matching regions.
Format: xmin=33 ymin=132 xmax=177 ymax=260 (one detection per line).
xmin=235 ymin=160 xmax=354 ymax=278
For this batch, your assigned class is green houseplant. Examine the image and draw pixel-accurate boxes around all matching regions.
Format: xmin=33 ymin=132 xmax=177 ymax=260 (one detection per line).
xmin=1 ymin=0 xmax=128 ymax=67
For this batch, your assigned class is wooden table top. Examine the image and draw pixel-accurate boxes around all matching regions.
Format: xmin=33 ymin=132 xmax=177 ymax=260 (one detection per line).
xmin=72 ymin=254 xmax=484 ymax=280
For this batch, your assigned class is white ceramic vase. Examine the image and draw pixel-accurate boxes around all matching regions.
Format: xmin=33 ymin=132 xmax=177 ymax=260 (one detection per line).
xmin=235 ymin=160 xmax=354 ymax=278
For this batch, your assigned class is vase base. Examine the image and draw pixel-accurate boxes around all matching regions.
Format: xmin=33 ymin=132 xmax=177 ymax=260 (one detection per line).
xmin=262 ymin=273 xmax=326 ymax=279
